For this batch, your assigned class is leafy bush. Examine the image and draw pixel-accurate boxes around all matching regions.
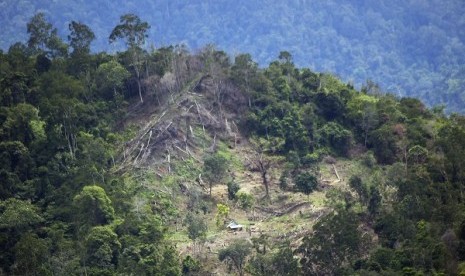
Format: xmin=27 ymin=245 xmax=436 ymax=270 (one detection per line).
xmin=318 ymin=122 xmax=353 ymax=156
xmin=227 ymin=181 xmax=240 ymax=200
xmin=279 ymin=171 xmax=289 ymax=190
xmin=362 ymin=151 xmax=377 ymax=168
xmin=182 ymin=255 xmax=200 ymax=275
xmin=237 ymin=192 xmax=254 ymax=210
xmin=294 ymin=172 xmax=318 ymax=196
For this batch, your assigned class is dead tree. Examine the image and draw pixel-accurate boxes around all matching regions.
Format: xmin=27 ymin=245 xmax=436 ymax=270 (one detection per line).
xmin=249 ymin=140 xmax=273 ymax=199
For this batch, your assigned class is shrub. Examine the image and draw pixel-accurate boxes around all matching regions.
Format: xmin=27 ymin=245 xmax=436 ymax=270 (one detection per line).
xmin=227 ymin=181 xmax=240 ymax=200
xmin=294 ymin=172 xmax=318 ymax=196
xmin=237 ymin=192 xmax=254 ymax=210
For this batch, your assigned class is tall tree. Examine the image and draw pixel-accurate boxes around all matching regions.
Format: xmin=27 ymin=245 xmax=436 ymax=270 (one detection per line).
xmin=347 ymin=94 xmax=379 ymax=147
xmin=109 ymin=14 xmax=150 ymax=49
xmin=73 ymin=185 xmax=115 ymax=231
xmin=84 ymin=226 xmax=121 ymax=273
xmin=247 ymin=241 xmax=300 ymax=276
xmin=68 ymin=21 xmax=95 ymax=72
xmin=232 ymin=53 xmax=258 ymax=107
xmin=95 ymin=60 xmax=130 ymax=100
xmin=250 ymin=138 xmax=274 ymax=199
xmin=219 ymin=239 xmax=252 ymax=276
xmin=27 ymin=13 xmax=67 ymax=58
xmin=298 ymin=210 xmax=363 ymax=275
xmin=13 ymin=233 xmax=49 ymax=275
xmin=185 ymin=212 xmax=207 ymax=253
xmin=0 ymin=198 xmax=43 ymax=231
xmin=27 ymin=13 xmax=53 ymax=52
xmin=68 ymin=21 xmax=95 ymax=57
xmin=203 ymin=153 xmax=229 ymax=197
xmin=109 ymin=14 xmax=150 ymax=103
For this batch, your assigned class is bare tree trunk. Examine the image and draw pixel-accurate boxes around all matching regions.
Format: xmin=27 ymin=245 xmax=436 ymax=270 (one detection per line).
xmin=137 ymin=78 xmax=143 ymax=103
xmin=261 ymin=170 xmax=269 ymax=198
xmin=257 ymin=154 xmax=270 ymax=199
xmin=364 ymin=130 xmax=368 ymax=147
xmin=131 ymin=49 xmax=144 ymax=103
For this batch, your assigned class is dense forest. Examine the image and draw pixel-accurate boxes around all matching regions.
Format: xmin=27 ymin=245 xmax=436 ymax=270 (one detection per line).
xmin=2 ymin=12 xmax=465 ymax=275
xmin=1 ymin=0 xmax=465 ymax=112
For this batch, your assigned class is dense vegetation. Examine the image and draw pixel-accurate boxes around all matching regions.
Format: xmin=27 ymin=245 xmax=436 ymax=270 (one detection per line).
xmin=2 ymin=12 xmax=465 ymax=275
xmin=2 ymin=0 xmax=465 ymax=112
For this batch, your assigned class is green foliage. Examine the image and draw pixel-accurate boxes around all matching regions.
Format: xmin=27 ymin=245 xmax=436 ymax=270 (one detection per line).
xmin=349 ymin=175 xmax=369 ymax=205
xmin=0 ymin=198 xmax=43 ymax=230
xmin=237 ymin=192 xmax=254 ymax=211
xmin=298 ymin=210 xmax=363 ymax=275
xmin=182 ymin=255 xmax=200 ymax=275
xmin=26 ymin=12 xmax=53 ymax=51
xmin=348 ymin=94 xmax=379 ymax=146
xmin=95 ymin=60 xmax=130 ymax=99
xmin=0 ymin=141 xmax=34 ymax=198
xmin=215 ymin=203 xmax=230 ymax=228
xmin=219 ymin=239 xmax=252 ymax=276
xmin=185 ymin=212 xmax=207 ymax=243
xmin=0 ymin=17 xmax=185 ymax=274
xmin=315 ymin=91 xmax=346 ymax=120
xmin=247 ymin=241 xmax=300 ymax=276
xmin=13 ymin=232 xmax=49 ymax=275
xmin=370 ymin=124 xmax=402 ymax=164
xmin=368 ymin=186 xmax=382 ymax=216
xmin=1 ymin=14 xmax=465 ymax=274
xmin=27 ymin=12 xmax=67 ymax=57
xmin=246 ymin=253 xmax=272 ymax=276
xmin=68 ymin=21 xmax=95 ymax=56
xmin=227 ymin=181 xmax=240 ymax=200
xmin=1 ymin=103 xmax=46 ymax=146
xmin=270 ymin=242 xmax=300 ymax=276
xmin=318 ymin=122 xmax=353 ymax=156
xmin=73 ymin=185 xmax=115 ymax=230
xmin=84 ymin=225 xmax=121 ymax=271
xmin=203 ymin=152 xmax=229 ymax=196
xmin=279 ymin=170 xmax=289 ymax=190
xmin=294 ymin=171 xmax=318 ymax=196
xmin=159 ymin=246 xmax=182 ymax=276
xmin=362 ymin=151 xmax=377 ymax=168
xmin=109 ymin=14 xmax=150 ymax=49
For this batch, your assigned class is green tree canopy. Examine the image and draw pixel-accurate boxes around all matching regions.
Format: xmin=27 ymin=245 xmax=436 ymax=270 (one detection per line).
xmin=203 ymin=152 xmax=229 ymax=196
xmin=0 ymin=198 xmax=43 ymax=231
xmin=27 ymin=12 xmax=53 ymax=51
xmin=73 ymin=185 xmax=115 ymax=230
xmin=95 ymin=60 xmax=130 ymax=99
xmin=109 ymin=13 xmax=150 ymax=49
xmin=219 ymin=239 xmax=252 ymax=276
xmin=294 ymin=171 xmax=318 ymax=196
xmin=84 ymin=225 xmax=121 ymax=272
xmin=298 ymin=210 xmax=362 ymax=275
xmin=68 ymin=21 xmax=95 ymax=56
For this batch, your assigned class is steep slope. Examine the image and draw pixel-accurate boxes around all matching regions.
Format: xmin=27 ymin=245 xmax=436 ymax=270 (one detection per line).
xmin=118 ymin=75 xmax=245 ymax=172
xmin=2 ymin=0 xmax=465 ymax=112
xmin=2 ymin=31 xmax=465 ymax=274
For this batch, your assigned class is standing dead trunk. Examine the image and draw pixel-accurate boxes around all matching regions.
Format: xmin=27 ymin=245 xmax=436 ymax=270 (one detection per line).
xmin=256 ymin=153 xmax=271 ymax=199
xmin=137 ymin=78 xmax=143 ymax=103
xmin=131 ymin=49 xmax=144 ymax=103
xmin=261 ymin=169 xmax=269 ymax=198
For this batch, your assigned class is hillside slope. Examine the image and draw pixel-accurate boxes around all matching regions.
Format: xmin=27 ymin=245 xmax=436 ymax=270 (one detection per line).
xmin=2 ymin=21 xmax=465 ymax=274
xmin=2 ymin=0 xmax=465 ymax=112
